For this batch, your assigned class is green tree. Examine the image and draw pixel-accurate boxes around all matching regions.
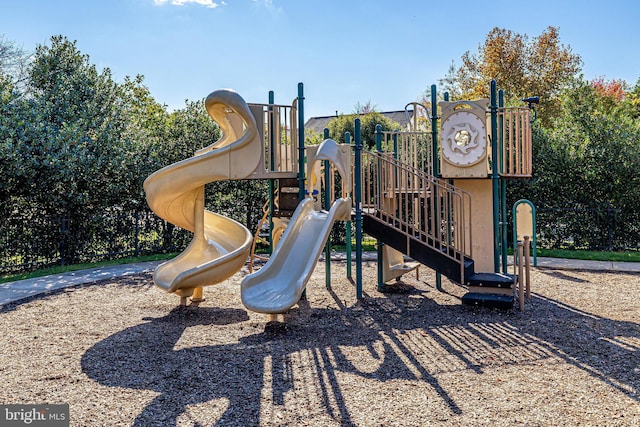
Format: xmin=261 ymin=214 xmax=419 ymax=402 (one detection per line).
xmin=23 ymin=36 xmax=133 ymax=212
xmin=326 ymin=112 xmax=401 ymax=149
xmin=510 ymin=77 xmax=640 ymax=249
xmin=5 ymin=35 xmax=140 ymax=261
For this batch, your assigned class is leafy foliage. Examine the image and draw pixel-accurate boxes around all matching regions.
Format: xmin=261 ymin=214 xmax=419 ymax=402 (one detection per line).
xmin=443 ymin=26 xmax=582 ymax=126
xmin=509 ymin=78 xmax=640 ymax=249
xmin=326 ymin=112 xmax=401 ymax=149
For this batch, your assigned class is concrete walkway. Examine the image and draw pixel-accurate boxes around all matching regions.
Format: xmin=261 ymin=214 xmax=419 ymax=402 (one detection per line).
xmin=0 ymin=261 xmax=162 ymax=306
xmin=1 ymin=257 xmax=639 ymax=307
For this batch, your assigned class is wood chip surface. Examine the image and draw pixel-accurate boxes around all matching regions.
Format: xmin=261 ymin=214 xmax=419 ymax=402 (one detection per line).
xmin=1 ymin=261 xmax=638 ymax=426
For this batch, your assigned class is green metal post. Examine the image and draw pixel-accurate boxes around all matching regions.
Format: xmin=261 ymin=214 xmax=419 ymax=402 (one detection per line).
xmin=345 ymin=131 xmax=352 ymax=280
xmin=297 ymin=83 xmax=305 ymax=201
xmin=393 ymin=131 xmax=398 ymax=159
xmin=268 ymin=90 xmax=275 ymax=254
xmin=324 ymin=128 xmax=331 ymax=289
xmin=432 ymin=85 xmax=443 ymax=291
xmin=354 ymin=119 xmax=363 ymax=300
xmin=431 ymin=84 xmax=439 ymax=178
xmin=297 ymin=83 xmax=306 ymax=299
xmin=375 ymin=124 xmax=384 ymax=292
xmin=490 ymin=80 xmax=500 ymax=273
xmin=499 ymin=90 xmax=508 ymax=274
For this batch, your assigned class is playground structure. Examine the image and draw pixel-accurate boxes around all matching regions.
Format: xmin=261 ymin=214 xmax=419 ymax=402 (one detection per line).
xmin=143 ymin=81 xmax=535 ymax=313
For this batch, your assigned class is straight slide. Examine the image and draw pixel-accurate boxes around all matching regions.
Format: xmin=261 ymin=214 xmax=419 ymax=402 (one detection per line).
xmin=241 ymin=196 xmax=351 ymax=314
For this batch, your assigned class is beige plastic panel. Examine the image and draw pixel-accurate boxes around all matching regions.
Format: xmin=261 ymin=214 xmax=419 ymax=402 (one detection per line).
xmin=143 ymin=89 xmax=262 ymax=297
xmin=439 ymin=99 xmax=490 ymax=179
xmin=382 ymin=246 xmax=419 ymax=283
xmin=453 ymin=178 xmax=495 ymax=272
xmin=516 ymin=203 xmax=534 ymax=241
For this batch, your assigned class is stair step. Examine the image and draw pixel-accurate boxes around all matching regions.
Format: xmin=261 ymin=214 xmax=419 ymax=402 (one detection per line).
xmin=468 ymin=286 xmax=513 ymax=296
xmin=467 ymin=272 xmax=514 ymax=289
xmin=461 ymin=292 xmax=514 ymax=309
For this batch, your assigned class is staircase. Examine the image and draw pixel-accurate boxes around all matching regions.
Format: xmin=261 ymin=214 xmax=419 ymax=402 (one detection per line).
xmin=359 ymin=149 xmax=515 ymax=309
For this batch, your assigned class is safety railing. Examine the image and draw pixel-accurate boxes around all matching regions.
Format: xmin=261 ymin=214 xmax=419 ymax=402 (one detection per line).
xmin=380 ymin=130 xmax=434 ymax=177
xmin=498 ymin=107 xmax=532 ymax=177
xmin=249 ymin=101 xmax=298 ymax=174
xmin=359 ymin=150 xmax=472 ymax=272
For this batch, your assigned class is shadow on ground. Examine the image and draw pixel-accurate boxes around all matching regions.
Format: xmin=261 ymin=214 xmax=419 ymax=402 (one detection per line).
xmin=81 ymin=280 xmax=639 ymax=425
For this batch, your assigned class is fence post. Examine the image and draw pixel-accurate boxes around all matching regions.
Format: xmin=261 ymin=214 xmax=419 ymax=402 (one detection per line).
xmin=134 ymin=211 xmax=140 ymax=257
xmin=375 ymin=124 xmax=384 ymax=292
xmin=60 ymin=215 xmax=69 ymax=267
xmin=490 ymin=80 xmax=500 ymax=273
xmin=517 ymin=241 xmax=524 ymax=312
xmin=607 ymin=202 xmax=613 ymax=251
xmin=524 ymin=235 xmax=531 ymax=298
xmin=431 ymin=85 xmax=444 ymax=291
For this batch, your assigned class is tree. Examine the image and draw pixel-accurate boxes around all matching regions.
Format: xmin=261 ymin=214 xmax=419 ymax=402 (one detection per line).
xmin=326 ymin=112 xmax=401 ymax=149
xmin=443 ymin=26 xmax=582 ymax=126
xmin=509 ymin=77 xmax=640 ymax=249
xmin=353 ymin=100 xmax=378 ymax=114
xmin=0 ymin=34 xmax=30 ymax=91
xmin=24 ymin=36 xmax=133 ymax=212
xmin=5 ymin=35 xmax=140 ymax=262
xmin=629 ymin=77 xmax=640 ymax=118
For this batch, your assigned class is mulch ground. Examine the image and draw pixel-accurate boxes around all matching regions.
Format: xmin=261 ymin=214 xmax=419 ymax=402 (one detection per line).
xmin=1 ymin=261 xmax=638 ymax=426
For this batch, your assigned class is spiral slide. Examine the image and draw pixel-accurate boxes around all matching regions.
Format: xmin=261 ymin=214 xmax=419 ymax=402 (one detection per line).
xmin=143 ymin=89 xmax=262 ymax=298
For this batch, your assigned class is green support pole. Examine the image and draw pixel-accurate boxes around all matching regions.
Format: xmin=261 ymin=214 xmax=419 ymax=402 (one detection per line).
xmin=268 ymin=90 xmax=275 ymax=254
xmin=490 ymin=80 xmax=500 ymax=273
xmin=499 ymin=90 xmax=508 ymax=274
xmin=297 ymin=83 xmax=306 ymax=299
xmin=375 ymin=124 xmax=384 ymax=292
xmin=345 ymin=131 xmax=352 ymax=280
xmin=354 ymin=119 xmax=363 ymax=300
xmin=431 ymin=85 xmax=439 ymax=178
xmin=432 ymin=85 xmax=443 ymax=291
xmin=297 ymin=83 xmax=305 ymax=200
xmin=324 ymin=128 xmax=331 ymax=289
xmin=393 ymin=130 xmax=398 ymax=159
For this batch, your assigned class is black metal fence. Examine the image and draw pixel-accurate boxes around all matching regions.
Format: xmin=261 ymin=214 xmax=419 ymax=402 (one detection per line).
xmin=0 ymin=209 xmax=190 ymax=275
xmin=535 ymin=204 xmax=640 ymax=251
xmin=2 ymin=203 xmax=638 ymax=276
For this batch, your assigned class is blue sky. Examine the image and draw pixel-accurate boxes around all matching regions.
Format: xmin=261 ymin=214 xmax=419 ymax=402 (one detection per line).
xmin=1 ymin=0 xmax=639 ymax=119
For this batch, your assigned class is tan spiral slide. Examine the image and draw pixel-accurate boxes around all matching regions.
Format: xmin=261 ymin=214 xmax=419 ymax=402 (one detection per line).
xmin=143 ymin=89 xmax=262 ymax=299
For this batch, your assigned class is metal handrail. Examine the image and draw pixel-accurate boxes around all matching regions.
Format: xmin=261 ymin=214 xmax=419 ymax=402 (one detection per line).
xmin=380 ymin=130 xmax=434 ymax=178
xmin=359 ymin=150 xmax=472 ymax=269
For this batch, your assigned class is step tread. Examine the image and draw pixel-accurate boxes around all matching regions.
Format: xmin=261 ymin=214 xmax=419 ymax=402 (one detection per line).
xmin=467 ymin=272 xmax=515 ymax=288
xmin=461 ymin=292 xmax=514 ymax=309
